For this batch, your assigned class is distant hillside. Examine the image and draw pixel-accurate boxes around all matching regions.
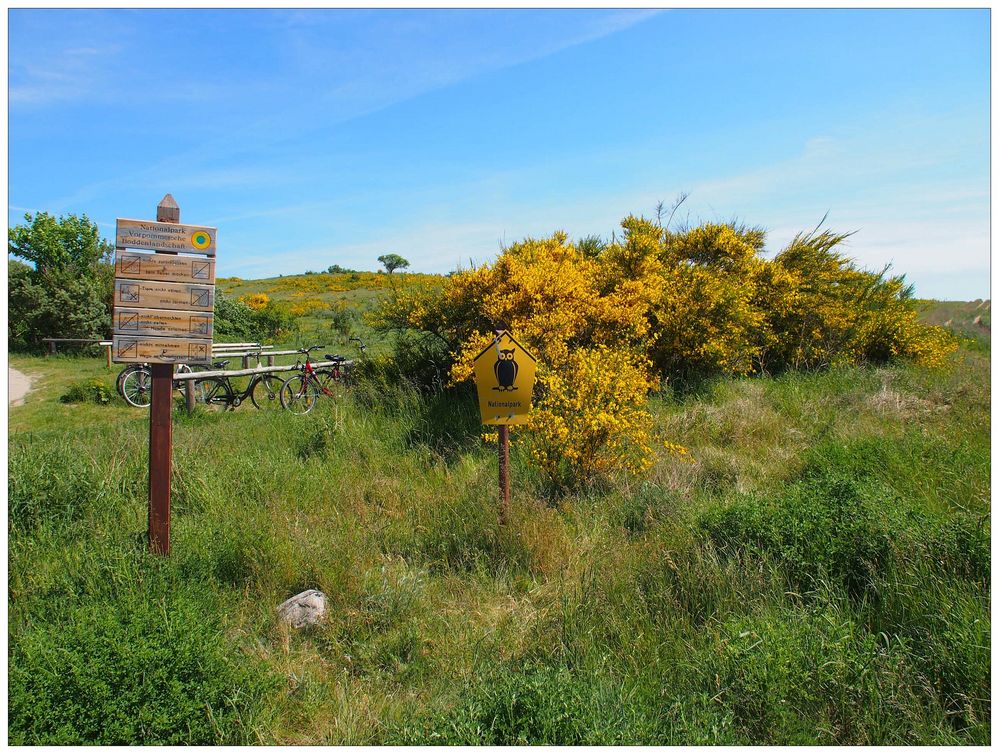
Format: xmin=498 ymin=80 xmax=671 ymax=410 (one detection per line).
xmin=217 ymin=270 xmax=443 ymax=317
xmin=220 ymin=271 xmax=990 ymax=349
xmin=917 ymin=299 xmax=990 ymax=347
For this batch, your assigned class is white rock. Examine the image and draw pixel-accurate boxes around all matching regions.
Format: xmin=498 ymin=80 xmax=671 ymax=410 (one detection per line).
xmin=276 ymin=589 xmax=327 ymax=628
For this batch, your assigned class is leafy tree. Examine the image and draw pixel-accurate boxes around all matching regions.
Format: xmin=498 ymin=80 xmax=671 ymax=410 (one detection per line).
xmin=326 ymin=264 xmax=357 ymax=274
xmin=377 ymin=253 xmax=410 ymax=274
xmin=8 ymin=212 xmax=114 ymax=351
xmin=9 ymin=211 xmax=112 ymax=273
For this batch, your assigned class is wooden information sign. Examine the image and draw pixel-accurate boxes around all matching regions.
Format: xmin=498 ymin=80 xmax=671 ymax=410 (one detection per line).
xmin=113 ymin=335 xmax=211 ymax=363
xmin=115 ymin=307 xmax=213 ymax=339
xmin=114 ymin=279 xmax=215 ymax=312
xmin=117 ymin=194 xmax=216 ymax=557
xmin=112 ymin=199 xmax=216 ymax=366
xmin=116 ymin=218 xmax=217 ymax=256
xmin=114 ymin=250 xmax=215 ymax=284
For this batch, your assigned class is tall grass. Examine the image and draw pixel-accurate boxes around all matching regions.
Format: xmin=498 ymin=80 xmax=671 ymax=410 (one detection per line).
xmin=7 ymin=338 xmax=990 ymax=744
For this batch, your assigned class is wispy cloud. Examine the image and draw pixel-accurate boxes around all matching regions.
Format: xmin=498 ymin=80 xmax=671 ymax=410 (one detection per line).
xmin=20 ymin=9 xmax=665 ymax=214
xmin=10 ymin=45 xmax=122 ymax=106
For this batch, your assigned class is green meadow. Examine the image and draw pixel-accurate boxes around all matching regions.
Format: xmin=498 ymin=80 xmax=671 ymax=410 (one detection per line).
xmin=7 ymin=281 xmax=990 ymax=745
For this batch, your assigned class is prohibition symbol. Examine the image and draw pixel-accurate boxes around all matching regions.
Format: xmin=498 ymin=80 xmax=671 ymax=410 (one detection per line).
xmin=191 ymin=230 xmax=212 ymax=250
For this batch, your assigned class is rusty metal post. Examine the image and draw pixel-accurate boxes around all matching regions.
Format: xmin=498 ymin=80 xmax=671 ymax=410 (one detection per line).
xmin=147 ymin=194 xmax=179 ymax=555
xmin=498 ymin=425 xmax=510 ymax=525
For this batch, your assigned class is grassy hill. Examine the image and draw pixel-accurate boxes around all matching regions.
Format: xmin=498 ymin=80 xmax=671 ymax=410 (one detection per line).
xmin=7 ymin=283 xmax=990 ymax=744
xmin=916 ymin=298 xmax=991 ymax=349
xmin=216 ymin=270 xmax=440 ymax=355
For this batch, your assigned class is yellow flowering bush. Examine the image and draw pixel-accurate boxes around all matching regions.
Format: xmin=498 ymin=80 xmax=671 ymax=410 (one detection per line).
xmin=762 ymin=230 xmax=956 ymax=370
xmin=378 ymin=211 xmax=955 ymax=490
xmin=238 ymin=293 xmax=270 ymax=311
xmin=289 ymin=298 xmax=331 ymax=317
xmin=527 ymin=346 xmax=660 ymax=491
xmin=388 ymin=232 xmax=670 ymax=489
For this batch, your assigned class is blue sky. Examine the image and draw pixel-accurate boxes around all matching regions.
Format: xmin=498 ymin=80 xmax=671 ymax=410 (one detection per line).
xmin=8 ymin=8 xmax=990 ymax=299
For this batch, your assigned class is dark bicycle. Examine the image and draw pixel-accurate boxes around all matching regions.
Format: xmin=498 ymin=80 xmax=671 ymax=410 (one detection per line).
xmin=194 ymin=359 xmax=284 ymax=411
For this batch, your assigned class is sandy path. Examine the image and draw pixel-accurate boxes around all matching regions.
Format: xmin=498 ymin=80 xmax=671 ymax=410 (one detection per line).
xmin=9 ymin=366 xmax=33 ymax=406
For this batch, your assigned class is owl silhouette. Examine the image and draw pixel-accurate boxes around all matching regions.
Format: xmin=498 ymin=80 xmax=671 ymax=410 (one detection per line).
xmin=493 ymin=348 xmax=518 ymax=391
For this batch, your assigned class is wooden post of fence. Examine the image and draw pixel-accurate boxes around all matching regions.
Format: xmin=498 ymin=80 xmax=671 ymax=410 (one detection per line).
xmin=498 ymin=425 xmax=510 ymax=525
xmin=185 ymin=380 xmax=196 ymax=415
xmin=105 ymin=343 xmax=112 ymax=369
xmin=147 ymin=194 xmax=180 ymax=556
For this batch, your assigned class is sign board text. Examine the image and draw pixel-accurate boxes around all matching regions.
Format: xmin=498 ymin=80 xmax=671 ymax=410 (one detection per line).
xmin=113 ymin=335 xmax=211 ymax=364
xmin=114 ymin=279 xmax=214 ymax=312
xmin=116 ymin=218 xmax=217 ymax=256
xmin=114 ymin=250 xmax=215 ymax=285
xmin=114 ymin=306 xmax=213 ymax=339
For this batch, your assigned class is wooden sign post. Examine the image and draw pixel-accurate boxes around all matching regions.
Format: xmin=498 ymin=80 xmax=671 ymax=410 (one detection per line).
xmin=112 ymin=195 xmax=216 ymax=555
xmin=472 ymin=330 xmax=537 ymax=524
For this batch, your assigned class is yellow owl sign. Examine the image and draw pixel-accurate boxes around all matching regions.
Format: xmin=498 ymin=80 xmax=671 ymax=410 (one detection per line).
xmin=472 ymin=330 xmax=537 ymax=425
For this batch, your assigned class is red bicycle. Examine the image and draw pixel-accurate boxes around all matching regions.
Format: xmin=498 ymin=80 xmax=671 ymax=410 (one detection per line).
xmin=279 ymin=345 xmax=350 ymax=414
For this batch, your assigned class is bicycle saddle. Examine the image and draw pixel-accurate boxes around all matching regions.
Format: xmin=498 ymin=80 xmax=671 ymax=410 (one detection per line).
xmin=325 ymin=354 xmax=346 ymax=363
xmin=213 ymin=360 xmax=230 ymax=369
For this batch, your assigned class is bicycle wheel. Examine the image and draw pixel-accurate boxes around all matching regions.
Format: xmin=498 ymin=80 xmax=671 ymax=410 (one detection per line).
xmin=314 ymin=367 xmax=340 ymax=391
xmin=197 ymin=377 xmax=232 ymax=411
xmin=250 ymin=374 xmax=284 ymax=410
xmin=121 ymin=367 xmax=152 ymax=408
xmin=280 ymin=374 xmax=319 ymax=414
xmin=117 ymin=364 xmax=143 ymax=398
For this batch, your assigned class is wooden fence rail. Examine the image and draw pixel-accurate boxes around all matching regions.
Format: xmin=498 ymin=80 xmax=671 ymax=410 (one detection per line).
xmin=211 ymin=342 xmax=267 ymax=350
xmin=208 ymin=348 xmax=315 ymax=368
xmin=42 ymin=338 xmax=113 ymax=367
xmin=172 ymin=360 xmax=353 ymax=382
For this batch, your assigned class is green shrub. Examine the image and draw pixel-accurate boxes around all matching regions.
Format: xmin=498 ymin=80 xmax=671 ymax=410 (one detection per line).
xmin=250 ymin=300 xmax=297 ymax=340
xmin=699 ymin=471 xmax=893 ymax=596
xmin=213 ymin=290 xmax=256 ymax=339
xmin=214 ymin=292 xmax=296 ymax=341
xmin=8 ymin=212 xmax=114 ymax=352
xmin=316 ymin=301 xmax=359 ymax=335
xmin=59 ymin=379 xmax=114 ymax=405
xmin=8 ymin=596 xmax=275 ymax=744
xmin=377 ymin=331 xmax=453 ymax=394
